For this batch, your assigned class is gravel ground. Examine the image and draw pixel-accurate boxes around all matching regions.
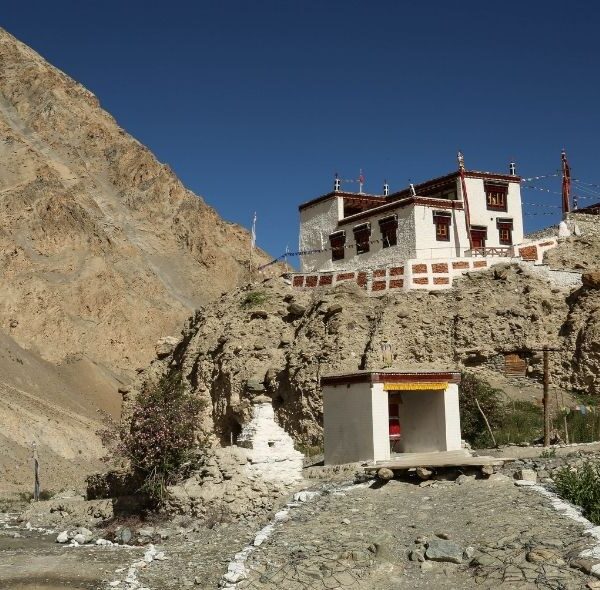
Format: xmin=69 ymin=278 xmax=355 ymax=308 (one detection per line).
xmin=3 ymin=474 xmax=600 ymax=589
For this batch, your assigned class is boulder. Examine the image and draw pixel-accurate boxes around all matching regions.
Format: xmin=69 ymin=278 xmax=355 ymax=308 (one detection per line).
xmin=250 ymin=310 xmax=269 ymax=320
xmin=416 ymin=467 xmax=433 ymax=480
xmin=116 ymin=527 xmax=132 ymax=544
xmin=74 ymin=527 xmax=93 ymax=543
xmin=515 ymin=468 xmax=537 ymax=483
xmin=287 ymin=303 xmax=306 ymax=317
xmin=377 ymin=467 xmax=394 ymax=481
xmin=582 ymin=272 xmax=600 ymax=289
xmin=425 ymin=539 xmax=464 ymax=564
xmin=155 ymin=336 xmax=178 ymax=358
xmin=56 ymin=531 xmax=69 ymax=543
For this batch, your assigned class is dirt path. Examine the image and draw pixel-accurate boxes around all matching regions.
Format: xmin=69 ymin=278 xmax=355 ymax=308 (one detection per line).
xmin=3 ymin=475 xmax=600 ymax=589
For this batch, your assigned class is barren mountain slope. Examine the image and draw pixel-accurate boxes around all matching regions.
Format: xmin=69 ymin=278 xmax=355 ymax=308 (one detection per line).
xmin=0 ymin=28 xmax=274 ymax=492
xmin=0 ymin=328 xmax=117 ymax=496
xmin=0 ymin=27 xmax=271 ymax=377
xmin=132 ymin=250 xmax=600 ymax=447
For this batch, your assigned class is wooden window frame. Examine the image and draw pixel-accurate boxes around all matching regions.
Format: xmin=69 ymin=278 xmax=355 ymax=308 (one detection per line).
xmin=329 ymin=231 xmax=345 ymax=261
xmin=378 ymin=215 xmax=398 ymax=248
xmin=497 ymin=218 xmax=514 ymax=246
xmin=353 ymin=223 xmax=371 ymax=255
xmin=433 ymin=212 xmax=451 ymax=242
xmin=485 ymin=182 xmax=508 ymax=212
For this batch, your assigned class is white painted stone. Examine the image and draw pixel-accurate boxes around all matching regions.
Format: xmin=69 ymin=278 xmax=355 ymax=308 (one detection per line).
xmin=237 ymin=401 xmax=304 ymax=484
xmin=558 ymin=220 xmax=571 ymax=238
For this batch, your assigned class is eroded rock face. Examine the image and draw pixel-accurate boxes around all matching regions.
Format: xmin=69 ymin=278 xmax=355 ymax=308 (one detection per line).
xmin=582 ymin=272 xmax=600 ymax=289
xmin=125 ymin=261 xmax=600 ymax=448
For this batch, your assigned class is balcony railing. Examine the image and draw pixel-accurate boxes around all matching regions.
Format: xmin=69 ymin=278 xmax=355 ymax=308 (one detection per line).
xmin=469 ymin=246 xmax=514 ymax=258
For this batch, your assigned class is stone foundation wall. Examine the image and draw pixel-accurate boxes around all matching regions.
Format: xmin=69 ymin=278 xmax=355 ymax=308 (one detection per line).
xmin=290 ymin=239 xmax=559 ymax=295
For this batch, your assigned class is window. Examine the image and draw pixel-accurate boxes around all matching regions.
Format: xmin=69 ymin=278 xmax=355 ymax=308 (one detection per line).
xmin=485 ymin=182 xmax=508 ymax=211
xmin=353 ymin=223 xmax=371 ymax=254
xmin=433 ymin=211 xmax=451 ymax=242
xmin=329 ymin=231 xmax=345 ymax=261
xmin=497 ymin=218 xmax=513 ymax=245
xmin=378 ymin=215 xmax=398 ymax=248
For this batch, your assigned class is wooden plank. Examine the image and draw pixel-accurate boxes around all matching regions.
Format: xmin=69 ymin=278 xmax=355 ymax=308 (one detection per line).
xmin=364 ymin=452 xmax=514 ymax=471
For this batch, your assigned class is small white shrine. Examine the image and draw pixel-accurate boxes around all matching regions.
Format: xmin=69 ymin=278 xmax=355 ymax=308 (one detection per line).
xmin=321 ymin=369 xmax=462 ymax=465
xmin=237 ymin=396 xmax=304 ymax=484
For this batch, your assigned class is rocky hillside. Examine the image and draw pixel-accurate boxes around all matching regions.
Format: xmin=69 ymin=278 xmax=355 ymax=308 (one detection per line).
xmin=131 ymin=233 xmax=600 ymax=447
xmin=0 ymin=28 xmax=273 ymax=492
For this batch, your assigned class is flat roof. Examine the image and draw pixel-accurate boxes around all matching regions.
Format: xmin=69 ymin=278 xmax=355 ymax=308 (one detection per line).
xmin=321 ymin=369 xmax=461 ymax=386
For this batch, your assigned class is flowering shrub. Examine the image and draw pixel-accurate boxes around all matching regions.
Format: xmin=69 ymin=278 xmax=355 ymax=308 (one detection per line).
xmin=117 ymin=371 xmax=204 ymax=505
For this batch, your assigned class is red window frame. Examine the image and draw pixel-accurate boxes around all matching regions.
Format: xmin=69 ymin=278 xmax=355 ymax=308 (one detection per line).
xmin=485 ymin=182 xmax=508 ymax=211
xmin=497 ymin=219 xmax=513 ymax=245
xmin=433 ymin=212 xmax=451 ymax=242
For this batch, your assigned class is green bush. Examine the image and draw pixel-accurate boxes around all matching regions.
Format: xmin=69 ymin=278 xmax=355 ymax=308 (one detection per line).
xmin=459 ymin=372 xmax=506 ymax=447
xmin=240 ymin=290 xmax=268 ymax=308
xmin=459 ymin=373 xmax=545 ymax=448
xmin=495 ymin=400 xmax=543 ymax=446
xmin=116 ymin=371 xmax=204 ymax=505
xmin=555 ymin=462 xmax=600 ymax=524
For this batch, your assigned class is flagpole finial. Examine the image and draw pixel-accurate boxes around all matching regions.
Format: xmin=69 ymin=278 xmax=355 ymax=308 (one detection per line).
xmin=358 ymin=169 xmax=365 ymax=194
xmin=334 ymin=172 xmax=341 ymax=192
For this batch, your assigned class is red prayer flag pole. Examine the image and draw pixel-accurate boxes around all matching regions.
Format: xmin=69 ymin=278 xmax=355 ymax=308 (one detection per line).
xmin=561 ymin=149 xmax=571 ymax=217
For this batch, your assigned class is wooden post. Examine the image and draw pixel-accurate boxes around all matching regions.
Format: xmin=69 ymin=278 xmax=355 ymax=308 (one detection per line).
xmin=543 ymin=348 xmax=550 ymax=447
xmin=33 ymin=443 xmax=40 ymax=501
xmin=475 ymin=397 xmax=497 ymax=448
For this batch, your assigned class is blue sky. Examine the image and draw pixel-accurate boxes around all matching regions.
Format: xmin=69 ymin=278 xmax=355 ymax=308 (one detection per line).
xmin=3 ymin=1 xmax=600 ymax=261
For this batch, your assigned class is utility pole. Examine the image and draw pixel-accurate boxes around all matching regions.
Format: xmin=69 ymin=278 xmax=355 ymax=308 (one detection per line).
xmin=517 ymin=346 xmax=559 ymax=446
xmin=32 ymin=442 xmax=40 ymax=501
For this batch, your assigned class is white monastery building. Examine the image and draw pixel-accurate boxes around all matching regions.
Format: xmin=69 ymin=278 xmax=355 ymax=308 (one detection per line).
xmin=291 ymin=155 xmax=558 ymax=293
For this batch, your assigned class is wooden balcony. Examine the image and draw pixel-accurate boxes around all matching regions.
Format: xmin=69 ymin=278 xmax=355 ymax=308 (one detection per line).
xmin=469 ymin=246 xmax=514 ymax=258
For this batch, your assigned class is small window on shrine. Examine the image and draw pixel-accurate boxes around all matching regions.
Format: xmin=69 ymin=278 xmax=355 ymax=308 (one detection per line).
xmin=353 ymin=223 xmax=371 ymax=254
xmin=433 ymin=211 xmax=451 ymax=242
xmin=497 ymin=218 xmax=513 ymax=245
xmin=378 ymin=215 xmax=398 ymax=248
xmin=485 ymin=182 xmax=508 ymax=211
xmin=329 ymin=231 xmax=345 ymax=261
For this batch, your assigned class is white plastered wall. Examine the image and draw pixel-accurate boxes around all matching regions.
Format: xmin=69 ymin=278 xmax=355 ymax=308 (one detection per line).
xmin=411 ymin=204 xmax=469 ymax=259
xmin=299 ymin=196 xmax=343 ymax=272
xmin=323 ymin=382 xmax=390 ymax=465
xmin=462 ymin=177 xmax=524 ymax=247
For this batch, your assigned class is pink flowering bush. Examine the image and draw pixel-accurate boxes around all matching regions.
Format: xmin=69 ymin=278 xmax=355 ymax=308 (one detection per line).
xmin=117 ymin=371 xmax=204 ymax=505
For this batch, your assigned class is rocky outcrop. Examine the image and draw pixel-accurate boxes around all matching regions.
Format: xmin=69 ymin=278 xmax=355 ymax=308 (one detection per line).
xmin=127 ymin=261 xmax=600 ymax=448
xmin=582 ymin=272 xmax=600 ymax=289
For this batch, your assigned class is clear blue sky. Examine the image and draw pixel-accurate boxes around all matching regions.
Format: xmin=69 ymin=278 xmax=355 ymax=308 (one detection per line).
xmin=3 ymin=1 xmax=600 ymax=260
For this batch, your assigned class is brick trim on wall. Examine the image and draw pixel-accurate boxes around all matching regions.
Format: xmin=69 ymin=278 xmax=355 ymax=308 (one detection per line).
xmin=431 ymin=263 xmax=449 ymax=273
